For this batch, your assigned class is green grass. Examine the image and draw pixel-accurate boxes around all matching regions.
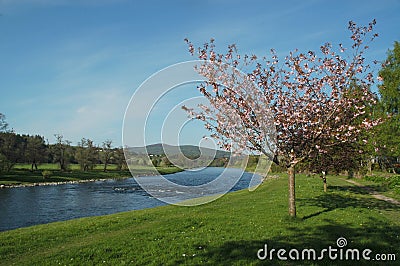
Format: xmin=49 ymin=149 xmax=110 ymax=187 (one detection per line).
xmin=0 ymin=164 xmax=183 ymax=186
xmin=0 ymin=174 xmax=399 ymax=265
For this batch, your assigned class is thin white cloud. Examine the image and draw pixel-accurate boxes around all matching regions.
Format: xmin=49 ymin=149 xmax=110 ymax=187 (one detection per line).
xmin=0 ymin=0 xmax=126 ymax=7
xmin=13 ymin=86 xmax=130 ymax=145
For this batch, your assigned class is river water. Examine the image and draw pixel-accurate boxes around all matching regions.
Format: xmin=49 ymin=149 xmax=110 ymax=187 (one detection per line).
xmin=0 ymin=167 xmax=261 ymax=231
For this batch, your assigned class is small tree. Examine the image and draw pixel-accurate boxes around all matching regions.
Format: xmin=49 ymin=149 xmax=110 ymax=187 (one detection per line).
xmin=0 ymin=114 xmax=9 ymax=172
xmin=0 ymin=131 xmax=25 ymax=172
xmin=101 ymin=140 xmax=113 ymax=172
xmin=52 ymin=134 xmax=71 ymax=171
xmin=0 ymin=113 xmax=8 ymax=132
xmin=160 ymin=156 xmax=172 ymax=167
xmin=183 ymin=20 xmax=381 ymax=217
xmin=76 ymin=138 xmax=98 ymax=171
xmin=114 ymin=147 xmax=127 ymax=171
xmin=75 ymin=138 xmax=87 ymax=171
xmin=306 ymin=142 xmax=364 ymax=191
xmin=25 ymin=135 xmax=48 ymax=171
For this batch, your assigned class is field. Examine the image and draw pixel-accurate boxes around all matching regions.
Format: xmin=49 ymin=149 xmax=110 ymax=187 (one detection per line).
xmin=0 ymin=173 xmax=399 ymax=265
xmin=0 ymin=164 xmax=182 ymax=186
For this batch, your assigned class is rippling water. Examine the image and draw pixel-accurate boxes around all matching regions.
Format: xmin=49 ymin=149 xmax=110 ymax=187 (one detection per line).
xmin=0 ymin=167 xmax=261 ymax=231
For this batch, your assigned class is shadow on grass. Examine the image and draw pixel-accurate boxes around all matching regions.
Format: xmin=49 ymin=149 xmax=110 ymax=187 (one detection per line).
xmin=298 ymin=184 xmax=400 ymax=221
xmin=301 ymin=193 xmax=400 ymax=214
xmin=176 ymin=218 xmax=400 ymax=265
xmin=173 ymin=186 xmax=400 ymax=265
xmin=329 ymin=184 xmax=389 ymax=195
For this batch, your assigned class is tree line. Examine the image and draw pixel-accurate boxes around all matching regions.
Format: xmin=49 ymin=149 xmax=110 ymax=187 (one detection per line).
xmin=0 ymin=120 xmax=126 ymax=172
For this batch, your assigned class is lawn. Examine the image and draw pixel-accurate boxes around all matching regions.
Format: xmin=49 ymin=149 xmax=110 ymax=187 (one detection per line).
xmin=0 ymin=164 xmax=183 ymax=186
xmin=0 ymin=174 xmax=399 ymax=265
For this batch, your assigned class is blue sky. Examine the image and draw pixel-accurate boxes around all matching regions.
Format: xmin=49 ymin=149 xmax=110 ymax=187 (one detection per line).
xmin=0 ymin=0 xmax=399 ymax=147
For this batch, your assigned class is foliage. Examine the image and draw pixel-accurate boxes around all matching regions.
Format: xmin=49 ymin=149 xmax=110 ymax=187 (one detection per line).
xmin=128 ymin=143 xmax=230 ymax=159
xmin=0 ymin=130 xmax=126 ymax=173
xmin=0 ymin=127 xmax=47 ymax=172
xmin=378 ymin=41 xmax=400 ymax=116
xmin=147 ymin=153 xmax=223 ymax=169
xmin=114 ymin=147 xmax=128 ymax=171
xmin=364 ymin=175 xmax=400 ymax=194
xmin=75 ymin=138 xmax=98 ymax=171
xmin=0 ymin=153 xmax=8 ymax=172
xmin=101 ymin=139 xmax=113 ymax=172
xmin=185 ymin=21 xmax=380 ymax=165
xmin=0 ymin=132 xmax=25 ymax=172
xmin=0 ymin=113 xmax=8 ymax=132
xmin=269 ymin=162 xmax=286 ymax=173
xmin=52 ymin=134 xmax=72 ymax=171
xmin=41 ymin=170 xmax=52 ymax=179
xmin=373 ymin=41 xmax=400 ymax=159
xmin=305 ymin=142 xmax=364 ymax=176
xmin=0 ymin=114 xmax=228 ymax=174
xmin=25 ymin=135 xmax=48 ymax=171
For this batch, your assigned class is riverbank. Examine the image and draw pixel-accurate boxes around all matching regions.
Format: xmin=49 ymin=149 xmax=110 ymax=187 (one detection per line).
xmin=1 ymin=174 xmax=399 ymax=265
xmin=0 ymin=166 xmax=183 ymax=188
xmin=0 ymin=168 xmax=256 ymax=232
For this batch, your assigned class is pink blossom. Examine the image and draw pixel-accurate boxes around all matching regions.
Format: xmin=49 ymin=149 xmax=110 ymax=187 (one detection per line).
xmin=183 ymin=20 xmax=381 ymax=167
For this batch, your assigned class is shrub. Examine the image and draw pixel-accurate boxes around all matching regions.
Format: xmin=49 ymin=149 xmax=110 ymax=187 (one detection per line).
xmin=42 ymin=170 xmax=52 ymax=179
xmin=270 ymin=162 xmax=286 ymax=173
xmin=387 ymin=176 xmax=400 ymax=194
xmin=364 ymin=175 xmax=400 ymax=194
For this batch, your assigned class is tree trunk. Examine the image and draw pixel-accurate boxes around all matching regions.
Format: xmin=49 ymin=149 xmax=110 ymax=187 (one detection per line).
xmin=60 ymin=149 xmax=64 ymax=171
xmin=60 ymin=157 xmax=65 ymax=171
xmin=322 ymin=171 xmax=327 ymax=192
xmin=367 ymin=158 xmax=372 ymax=175
xmin=31 ymin=161 xmax=38 ymax=172
xmin=288 ymin=165 xmax=296 ymax=217
xmin=6 ymin=163 xmax=14 ymax=172
xmin=103 ymin=161 xmax=108 ymax=172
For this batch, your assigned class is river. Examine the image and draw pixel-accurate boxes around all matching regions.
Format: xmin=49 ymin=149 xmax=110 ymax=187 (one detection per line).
xmin=0 ymin=167 xmax=261 ymax=231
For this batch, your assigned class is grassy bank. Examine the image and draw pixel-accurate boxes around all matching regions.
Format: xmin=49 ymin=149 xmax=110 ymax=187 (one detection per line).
xmin=0 ymin=164 xmax=183 ymax=186
xmin=0 ymin=174 xmax=399 ymax=265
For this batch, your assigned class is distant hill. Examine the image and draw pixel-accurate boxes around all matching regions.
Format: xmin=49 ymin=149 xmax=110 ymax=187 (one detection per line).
xmin=127 ymin=143 xmax=230 ymax=159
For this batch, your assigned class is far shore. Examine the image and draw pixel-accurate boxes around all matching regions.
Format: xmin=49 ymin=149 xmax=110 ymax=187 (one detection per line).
xmin=0 ymin=173 xmax=157 ymax=189
xmin=0 ymin=164 xmax=183 ymax=189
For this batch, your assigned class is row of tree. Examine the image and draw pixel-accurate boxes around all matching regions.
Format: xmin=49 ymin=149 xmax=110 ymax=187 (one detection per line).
xmin=124 ymin=152 xmax=228 ymax=168
xmin=0 ymin=112 xmax=230 ymax=173
xmin=0 ymin=123 xmax=127 ymax=172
